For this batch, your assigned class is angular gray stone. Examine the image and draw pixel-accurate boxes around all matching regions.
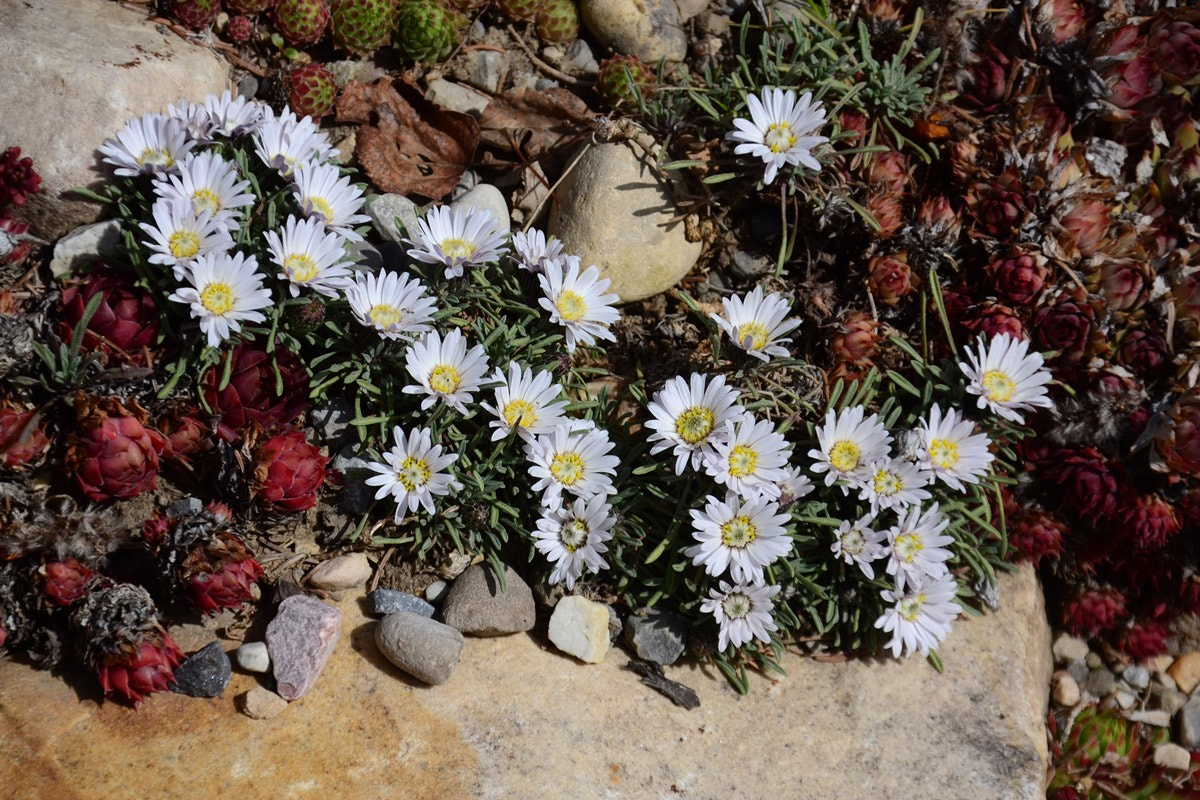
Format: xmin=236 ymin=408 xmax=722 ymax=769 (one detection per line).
xmin=458 ymin=49 xmax=509 ymax=94
xmin=1067 ymin=659 xmax=1089 ymax=688
xmin=239 ymin=686 xmax=289 ymax=720
xmin=167 ymin=496 xmax=204 ymax=518
xmin=547 ymin=595 xmax=611 ymax=664
xmin=49 ymin=220 xmax=122 ymax=279
xmin=170 ymin=642 xmax=232 ymax=698
xmin=307 ymin=553 xmax=372 ymax=591
xmin=1178 ymin=697 xmax=1200 ymax=750
xmin=624 ymin=608 xmax=687 ymax=666
xmin=1150 ymin=682 xmax=1188 ymax=715
xmin=1122 ymin=664 xmax=1150 ymax=690
xmin=266 ymin=595 xmax=343 ymax=700
xmin=369 ymin=588 xmax=435 ymax=618
xmin=235 ymin=642 xmax=271 ymax=674
xmin=440 ymin=564 xmax=535 ymax=636
xmin=1 ymin=0 xmax=230 ymax=240
xmin=548 ymin=139 xmax=702 ymax=302
xmin=580 ymin=0 xmax=688 ymax=64
xmin=364 ymin=193 xmax=421 ymax=244
xmin=1052 ymin=632 xmax=1089 ymax=665
xmin=375 ymin=611 xmax=465 ymax=686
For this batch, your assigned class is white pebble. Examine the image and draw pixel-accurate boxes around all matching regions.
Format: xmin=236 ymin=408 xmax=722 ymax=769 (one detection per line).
xmin=1154 ymin=743 xmax=1192 ymax=771
xmin=236 ymin=641 xmax=270 ymax=673
xmin=1051 ymin=671 xmax=1080 ymax=707
xmin=425 ymin=580 xmax=447 ymax=603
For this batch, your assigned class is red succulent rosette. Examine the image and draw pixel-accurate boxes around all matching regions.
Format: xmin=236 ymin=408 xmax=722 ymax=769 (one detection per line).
xmin=203 ymin=342 xmax=310 ymax=442
xmin=987 ymin=250 xmax=1048 ymax=306
xmin=0 ymin=146 xmax=42 ymax=210
xmin=156 ymin=406 xmax=215 ymax=468
xmin=867 ymin=252 xmax=915 ymax=306
xmin=251 ymin=428 xmax=329 ymax=512
xmin=960 ymin=300 xmax=1025 ymax=343
xmin=59 ymin=263 xmax=160 ymax=365
xmin=180 ymin=531 xmax=264 ymax=613
xmin=1149 ymin=17 xmax=1200 ymax=87
xmin=1008 ymin=509 xmax=1067 ymax=565
xmin=1056 ymin=198 xmax=1111 ymax=258
xmin=65 ymin=394 xmax=165 ymax=502
xmin=1061 ymin=586 xmax=1127 ymax=638
xmin=831 ymin=311 xmax=880 ymax=367
xmin=866 ymin=150 xmax=910 ymax=195
xmin=1097 ymin=256 xmax=1151 ymax=312
xmin=39 ymin=558 xmax=94 ymax=607
xmin=1044 ymin=446 xmax=1121 ymax=519
xmin=968 ymin=179 xmax=1030 ymax=240
xmin=1154 ymin=388 xmax=1200 ymax=480
xmin=1115 ymin=330 xmax=1169 ymax=376
xmin=0 ymin=404 xmax=51 ymax=470
xmin=964 ymin=43 xmax=1011 ymax=111
xmin=1116 ymin=621 xmax=1171 ymax=662
xmin=1116 ymin=493 xmax=1180 ymax=550
xmin=1099 ymin=25 xmax=1161 ymax=111
xmin=1031 ymin=293 xmax=1096 ymax=362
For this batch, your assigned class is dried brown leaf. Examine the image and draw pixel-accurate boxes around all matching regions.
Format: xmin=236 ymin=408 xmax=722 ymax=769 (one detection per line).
xmin=337 ymin=77 xmax=481 ymax=200
xmin=478 ymin=86 xmax=594 ymax=161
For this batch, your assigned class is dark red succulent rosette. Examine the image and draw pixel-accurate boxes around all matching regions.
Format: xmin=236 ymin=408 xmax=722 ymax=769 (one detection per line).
xmin=1148 ymin=16 xmax=1200 ymax=87
xmin=251 ymin=428 xmax=329 ymax=512
xmin=0 ymin=404 xmax=51 ymax=470
xmin=145 ymin=505 xmax=263 ymax=614
xmin=867 ymin=252 xmax=915 ymax=306
xmin=1031 ymin=295 xmax=1095 ymax=362
xmin=1043 ymin=446 xmax=1122 ymax=520
xmin=64 ymin=394 xmax=166 ymax=502
xmin=58 ymin=263 xmax=161 ymax=365
xmin=1060 ymin=586 xmax=1127 ymax=638
xmin=202 ymin=341 xmax=310 ymax=442
xmin=0 ymin=146 xmax=42 ymax=210
xmin=960 ymin=300 xmax=1026 ymax=343
xmin=1115 ymin=330 xmax=1169 ymax=377
xmin=987 ymin=249 xmax=1048 ymax=306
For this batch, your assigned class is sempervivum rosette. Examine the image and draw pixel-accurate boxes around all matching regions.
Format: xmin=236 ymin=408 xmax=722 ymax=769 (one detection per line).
xmin=143 ymin=503 xmax=263 ymax=614
xmin=1153 ymin=387 xmax=1200 ymax=481
xmin=0 ymin=404 xmax=51 ymax=470
xmin=251 ymin=428 xmax=329 ymax=512
xmin=69 ymin=578 xmax=182 ymax=707
xmin=202 ymin=341 xmax=309 ymax=442
xmin=58 ymin=263 xmax=160 ymax=365
xmin=65 ymin=394 xmax=166 ymax=502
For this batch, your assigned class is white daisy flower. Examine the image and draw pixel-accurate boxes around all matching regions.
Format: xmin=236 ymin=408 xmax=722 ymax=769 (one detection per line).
xmin=701 ymin=580 xmax=781 ymax=652
xmin=365 ymin=425 xmax=462 ymax=518
xmin=139 ymin=200 xmax=233 ymax=276
xmin=203 ymin=90 xmax=266 ymax=138
xmin=526 ymin=423 xmax=619 ymax=509
xmin=855 ymin=457 xmax=932 ymax=514
xmin=875 ymin=571 xmax=962 ymax=658
xmin=725 ymin=87 xmax=829 ymax=185
xmin=686 ymin=492 xmax=793 ymax=584
xmin=533 ymin=495 xmax=615 ymax=590
xmin=831 ymin=514 xmax=887 ymax=579
xmin=345 ymin=270 xmax=438 ymax=341
xmin=704 ymin=416 xmax=793 ymax=500
xmin=645 ymin=373 xmax=744 ymax=475
xmin=167 ymin=251 xmax=272 ymax=348
xmin=292 ymin=161 xmax=371 ymax=242
xmin=885 ymin=502 xmax=954 ymax=592
xmin=710 ymin=286 xmax=802 ymax=362
xmin=403 ymin=329 xmax=490 ymax=414
xmin=510 ymin=228 xmax=565 ymax=275
xmin=808 ymin=405 xmax=893 ymax=489
xmin=264 ymin=215 xmax=353 ymax=298
xmin=777 ymin=465 xmax=816 ymax=505
xmin=538 ymin=256 xmax=621 ymax=352
xmin=917 ymin=405 xmax=996 ymax=492
xmin=480 ymin=362 xmax=570 ymax=442
xmin=153 ymin=151 xmax=255 ymax=233
xmin=958 ymin=333 xmax=1054 ymax=424
xmin=166 ymin=98 xmax=215 ymax=143
xmin=405 ymin=204 xmax=509 ymax=279
xmin=99 ymin=113 xmax=194 ymax=177
xmin=253 ymin=108 xmax=338 ymax=178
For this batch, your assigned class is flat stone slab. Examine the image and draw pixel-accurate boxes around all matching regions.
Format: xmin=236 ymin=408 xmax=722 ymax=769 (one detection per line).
xmin=0 ymin=566 xmax=1050 ymax=799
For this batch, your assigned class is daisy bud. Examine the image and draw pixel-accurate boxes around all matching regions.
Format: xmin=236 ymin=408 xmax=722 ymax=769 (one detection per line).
xmin=987 ymin=250 xmax=1048 ymax=305
xmin=868 ymin=252 xmax=915 ymax=306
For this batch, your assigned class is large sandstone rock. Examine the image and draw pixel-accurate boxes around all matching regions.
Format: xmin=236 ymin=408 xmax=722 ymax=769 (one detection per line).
xmin=549 ymin=138 xmax=702 ymax=302
xmin=0 ymin=566 xmax=1050 ymax=799
xmin=0 ymin=0 xmax=230 ymax=240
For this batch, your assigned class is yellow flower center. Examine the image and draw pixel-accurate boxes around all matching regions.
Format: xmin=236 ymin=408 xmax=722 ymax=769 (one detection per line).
xmin=556 ymin=290 xmax=588 ymax=322
xmin=169 ymin=230 xmax=201 ymax=260
xmin=928 ymin=438 xmax=959 ymax=470
xmin=720 ymin=515 xmax=757 ymax=548
xmin=727 ymin=444 xmax=759 ymax=478
xmin=560 ymin=519 xmax=589 ymax=552
xmin=675 ymin=406 xmax=715 ymax=445
xmin=893 ymin=532 xmax=923 ymax=563
xmin=899 ymin=595 xmax=925 ymax=622
xmin=137 ymin=147 xmax=173 ymax=169
xmin=199 ymin=282 xmax=235 ymax=316
xmin=428 ymin=364 xmax=461 ymax=396
xmin=308 ymin=195 xmax=335 ymax=222
xmin=502 ymin=399 xmax=538 ymax=429
xmin=396 ymin=456 xmax=431 ymax=491
xmin=192 ymin=188 xmax=222 ymax=216
xmin=828 ymin=440 xmax=861 ymax=473
xmin=872 ymin=467 xmax=902 ymax=498
xmin=369 ymin=304 xmax=403 ymax=329
xmin=440 ymin=237 xmax=477 ymax=261
xmin=764 ymin=122 xmax=797 ymax=154
xmin=736 ymin=321 xmax=770 ymax=351
xmin=721 ymin=591 xmax=751 ymax=620
xmin=982 ymin=370 xmax=1016 ymax=403
xmin=550 ymin=451 xmax=585 ymax=486
xmin=284 ymin=253 xmax=320 ymax=284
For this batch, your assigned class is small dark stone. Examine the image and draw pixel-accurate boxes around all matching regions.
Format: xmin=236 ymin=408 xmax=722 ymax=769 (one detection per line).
xmin=170 ymin=641 xmax=231 ymax=698
xmin=1178 ymin=697 xmax=1200 ymax=750
xmin=370 ymin=588 xmax=435 ymax=618
xmin=167 ymin=497 xmax=203 ymax=517
xmin=624 ymin=608 xmax=687 ymax=666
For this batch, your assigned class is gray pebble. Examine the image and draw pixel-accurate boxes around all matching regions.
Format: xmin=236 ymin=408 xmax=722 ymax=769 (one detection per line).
xmin=440 ymin=564 xmax=535 ymax=636
xmin=1067 ymin=659 xmax=1089 ymax=688
xmin=1084 ymin=668 xmax=1116 ymax=698
xmin=170 ymin=642 xmax=231 ymax=698
xmin=369 ymin=588 xmax=434 ymax=618
xmin=1085 ymin=651 xmax=1105 ymax=670
xmin=376 ymin=612 xmax=465 ymax=685
xmin=624 ymin=608 xmax=687 ymax=666
xmin=1150 ymin=683 xmax=1189 ymax=715
xmin=1177 ymin=697 xmax=1200 ymax=750
xmin=167 ymin=497 xmax=204 ymax=518
xmin=1122 ymin=665 xmax=1151 ymax=691
xmin=236 ymin=641 xmax=271 ymax=673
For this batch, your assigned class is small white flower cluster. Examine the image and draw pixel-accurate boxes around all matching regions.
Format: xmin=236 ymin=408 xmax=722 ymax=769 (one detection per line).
xmin=100 ymin=91 xmax=367 ymax=348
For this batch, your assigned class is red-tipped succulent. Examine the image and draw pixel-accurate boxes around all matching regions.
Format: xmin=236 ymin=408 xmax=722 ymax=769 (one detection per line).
xmin=1045 ymin=446 xmax=1121 ymax=519
xmin=1008 ymin=509 xmax=1067 ymax=565
xmin=1061 ymin=586 xmax=1128 ymax=637
xmin=145 ymin=505 xmax=263 ymax=614
xmin=59 ymin=264 xmax=161 ymax=365
xmin=1099 ymin=25 xmax=1160 ymax=111
xmin=1154 ymin=388 xmax=1200 ymax=480
xmin=1097 ymin=257 xmax=1151 ymax=312
xmin=1116 ymin=621 xmax=1171 ymax=662
xmin=0 ymin=405 xmax=51 ymax=470
xmin=287 ymin=63 xmax=338 ymax=119
xmin=0 ymin=146 xmax=42 ymax=210
xmin=1031 ymin=294 xmax=1095 ymax=361
xmin=831 ymin=311 xmax=881 ymax=367
xmin=964 ymin=43 xmax=1011 ymax=111
xmin=868 ymin=252 xmax=915 ymax=305
xmin=202 ymin=342 xmax=310 ymax=442
xmin=65 ymin=395 xmax=165 ymax=502
xmin=1149 ymin=18 xmax=1200 ymax=87
xmin=157 ymin=407 xmax=215 ymax=468
xmin=988 ymin=250 xmax=1048 ymax=306
xmin=40 ymin=558 xmax=95 ymax=607
xmin=960 ymin=300 xmax=1026 ymax=343
xmin=1117 ymin=494 xmax=1180 ymax=551
xmin=1116 ymin=330 xmax=1169 ymax=376
xmin=251 ymin=428 xmax=329 ymax=512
